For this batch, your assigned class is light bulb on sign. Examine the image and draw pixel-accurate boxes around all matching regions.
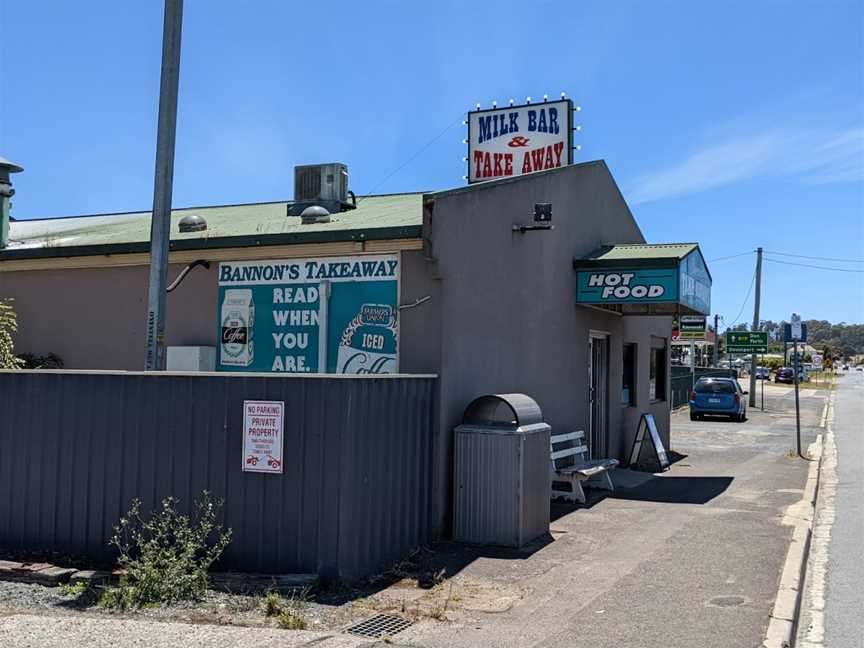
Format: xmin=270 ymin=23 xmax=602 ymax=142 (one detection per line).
xmin=575 ymin=144 xmax=582 ymax=151
xmin=509 ymin=98 xmax=514 ymax=106
xmin=576 ymin=105 xmax=582 ymax=112
xmin=576 ymin=125 xmax=582 ymax=132
xmin=526 ymin=96 xmax=532 ymax=104
xmin=462 ymin=139 xmax=468 ymax=144
xmin=476 ymin=103 xmax=481 ymax=110
xmin=543 ymin=94 xmax=548 ymax=101
xmin=561 ymin=91 xmax=566 ymax=99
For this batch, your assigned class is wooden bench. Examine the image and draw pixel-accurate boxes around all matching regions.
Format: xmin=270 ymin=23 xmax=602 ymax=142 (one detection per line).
xmin=550 ymin=430 xmax=619 ymax=504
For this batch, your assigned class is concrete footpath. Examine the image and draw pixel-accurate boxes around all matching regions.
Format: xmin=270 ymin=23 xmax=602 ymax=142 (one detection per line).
xmin=0 ymin=382 xmax=829 ymax=648
xmin=396 ymin=382 xmax=827 ymax=648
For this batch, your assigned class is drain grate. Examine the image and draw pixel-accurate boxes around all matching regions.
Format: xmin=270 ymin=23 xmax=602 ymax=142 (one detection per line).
xmin=346 ymin=613 xmax=413 ymax=638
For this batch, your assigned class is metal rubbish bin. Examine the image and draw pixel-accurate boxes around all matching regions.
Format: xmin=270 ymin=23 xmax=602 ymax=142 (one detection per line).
xmin=454 ymin=393 xmax=551 ymax=547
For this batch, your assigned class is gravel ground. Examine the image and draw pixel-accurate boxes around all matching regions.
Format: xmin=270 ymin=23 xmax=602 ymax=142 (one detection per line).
xmin=0 ymin=614 xmax=368 ymax=648
xmin=0 ymin=579 xmax=364 ymax=632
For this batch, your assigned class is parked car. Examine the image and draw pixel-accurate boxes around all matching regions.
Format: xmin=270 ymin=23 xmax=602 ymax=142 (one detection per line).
xmin=775 ymin=367 xmax=810 ymax=383
xmin=857 ymin=366 xmax=863 ymax=372
xmin=755 ymin=367 xmax=771 ymax=380
xmin=689 ymin=377 xmax=747 ymax=422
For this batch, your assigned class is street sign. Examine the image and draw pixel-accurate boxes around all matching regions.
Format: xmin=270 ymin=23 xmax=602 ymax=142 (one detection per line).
xmin=783 ymin=322 xmax=808 ymax=342
xmin=725 ymin=331 xmax=768 ymax=353
xmin=678 ymin=315 xmax=707 ymax=340
xmin=790 ymin=313 xmax=802 ymax=340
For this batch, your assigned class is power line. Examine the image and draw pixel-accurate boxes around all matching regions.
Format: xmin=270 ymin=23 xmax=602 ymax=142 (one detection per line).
xmin=766 ymin=250 xmax=864 ymax=263
xmin=725 ymin=268 xmax=757 ymax=330
xmin=358 ymin=113 xmax=466 ymax=202
xmin=708 ymin=251 xmax=754 ymax=263
xmin=764 ymin=257 xmax=864 ymax=273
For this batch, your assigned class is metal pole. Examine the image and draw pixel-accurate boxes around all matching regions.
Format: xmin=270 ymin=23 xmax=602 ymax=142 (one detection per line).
xmin=144 ymin=0 xmax=184 ymax=371
xmin=713 ymin=314 xmax=719 ymax=367
xmin=690 ymin=339 xmax=696 ymax=391
xmin=761 ymin=353 xmax=764 ymax=411
xmin=749 ymin=247 xmax=763 ymax=407
xmin=794 ymin=340 xmax=802 ymax=457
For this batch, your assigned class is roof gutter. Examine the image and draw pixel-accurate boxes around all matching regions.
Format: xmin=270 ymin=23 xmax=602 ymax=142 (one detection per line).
xmin=0 ymin=225 xmax=422 ymax=262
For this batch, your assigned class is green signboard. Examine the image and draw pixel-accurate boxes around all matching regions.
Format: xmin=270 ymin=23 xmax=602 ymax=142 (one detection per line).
xmin=217 ymin=255 xmax=399 ymax=374
xmin=576 ymin=268 xmax=679 ymax=304
xmin=725 ymin=331 xmax=768 ymax=354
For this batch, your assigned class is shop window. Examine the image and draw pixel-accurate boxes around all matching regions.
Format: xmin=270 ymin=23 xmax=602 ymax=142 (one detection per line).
xmin=622 ymin=343 xmax=636 ymax=406
xmin=649 ymin=339 xmax=667 ymax=402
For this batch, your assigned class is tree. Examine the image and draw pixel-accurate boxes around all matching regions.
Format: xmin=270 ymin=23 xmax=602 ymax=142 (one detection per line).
xmin=0 ymin=298 xmax=24 ymax=370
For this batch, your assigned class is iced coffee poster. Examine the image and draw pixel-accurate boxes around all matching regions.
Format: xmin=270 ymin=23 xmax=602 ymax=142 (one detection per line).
xmin=216 ymin=255 xmax=398 ymax=374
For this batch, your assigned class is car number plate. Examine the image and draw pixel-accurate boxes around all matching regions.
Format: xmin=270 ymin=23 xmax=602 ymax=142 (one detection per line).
xmin=709 ymin=398 xmax=721 ymax=403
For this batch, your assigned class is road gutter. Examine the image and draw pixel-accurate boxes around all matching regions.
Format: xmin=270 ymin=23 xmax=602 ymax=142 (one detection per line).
xmin=761 ymin=391 xmax=833 ymax=648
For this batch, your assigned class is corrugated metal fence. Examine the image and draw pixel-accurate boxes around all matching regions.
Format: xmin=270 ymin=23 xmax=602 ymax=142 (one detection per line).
xmin=0 ymin=370 xmax=437 ymax=582
xmin=670 ymin=366 xmax=737 ymax=408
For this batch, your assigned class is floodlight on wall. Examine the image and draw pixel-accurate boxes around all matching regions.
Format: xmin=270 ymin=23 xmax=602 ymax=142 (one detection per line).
xmin=512 ymin=203 xmax=554 ymax=233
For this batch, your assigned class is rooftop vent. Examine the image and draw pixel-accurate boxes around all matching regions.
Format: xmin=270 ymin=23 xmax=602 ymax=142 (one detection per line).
xmin=178 ymin=213 xmax=207 ymax=232
xmin=300 ymin=205 xmax=331 ymax=224
xmin=289 ymin=163 xmax=356 ymax=217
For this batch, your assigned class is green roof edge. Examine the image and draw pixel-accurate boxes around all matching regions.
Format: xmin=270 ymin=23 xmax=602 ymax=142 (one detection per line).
xmin=0 ymin=224 xmax=422 ymax=262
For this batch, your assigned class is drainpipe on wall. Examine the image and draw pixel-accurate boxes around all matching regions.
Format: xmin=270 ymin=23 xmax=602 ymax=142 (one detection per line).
xmin=0 ymin=157 xmax=24 ymax=249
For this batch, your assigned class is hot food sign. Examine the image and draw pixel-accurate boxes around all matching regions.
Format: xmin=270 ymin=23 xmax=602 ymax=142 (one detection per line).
xmin=467 ymin=99 xmax=573 ymax=183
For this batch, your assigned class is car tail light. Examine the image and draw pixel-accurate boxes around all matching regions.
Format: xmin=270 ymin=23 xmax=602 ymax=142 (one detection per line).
xmin=690 ymin=390 xmax=696 ymax=400
xmin=734 ymin=393 xmax=741 ymax=404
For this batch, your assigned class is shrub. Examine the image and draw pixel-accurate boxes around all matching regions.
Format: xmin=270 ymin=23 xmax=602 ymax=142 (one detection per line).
xmin=0 ymin=299 xmax=23 ymax=370
xmin=100 ymin=491 xmax=232 ymax=609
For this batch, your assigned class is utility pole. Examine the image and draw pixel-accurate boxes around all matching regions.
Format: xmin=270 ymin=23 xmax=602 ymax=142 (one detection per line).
xmin=144 ymin=0 xmax=184 ymax=371
xmin=713 ymin=313 xmax=720 ymax=367
xmin=748 ymin=247 xmax=763 ymax=407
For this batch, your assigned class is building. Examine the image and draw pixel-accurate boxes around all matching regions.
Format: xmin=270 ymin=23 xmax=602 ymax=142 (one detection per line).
xmin=0 ymin=160 xmax=712 ymax=535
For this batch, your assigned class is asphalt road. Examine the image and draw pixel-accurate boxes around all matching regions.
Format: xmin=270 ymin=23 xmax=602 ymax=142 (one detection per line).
xmin=824 ymin=372 xmax=863 ymax=647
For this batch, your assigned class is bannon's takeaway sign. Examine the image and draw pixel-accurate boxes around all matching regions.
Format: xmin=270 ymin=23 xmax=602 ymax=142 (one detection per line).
xmin=217 ymin=255 xmax=399 ymax=374
xmin=468 ymin=99 xmax=573 ymax=183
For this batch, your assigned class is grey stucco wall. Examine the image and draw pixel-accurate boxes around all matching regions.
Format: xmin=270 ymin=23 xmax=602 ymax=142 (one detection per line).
xmin=416 ymin=161 xmax=671 ymax=536
xmin=0 ymin=263 xmax=217 ymax=370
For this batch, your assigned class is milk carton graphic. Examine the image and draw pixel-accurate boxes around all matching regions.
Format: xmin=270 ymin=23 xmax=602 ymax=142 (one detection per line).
xmin=336 ymin=303 xmax=397 ymax=374
xmin=221 ymin=289 xmax=255 ymax=367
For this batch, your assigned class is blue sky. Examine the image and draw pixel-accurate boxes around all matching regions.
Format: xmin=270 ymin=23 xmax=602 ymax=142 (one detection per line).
xmin=1 ymin=0 xmax=862 ymax=325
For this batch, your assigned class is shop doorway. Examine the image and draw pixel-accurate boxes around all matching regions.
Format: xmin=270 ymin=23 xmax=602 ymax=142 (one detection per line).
xmin=588 ymin=332 xmax=610 ymax=459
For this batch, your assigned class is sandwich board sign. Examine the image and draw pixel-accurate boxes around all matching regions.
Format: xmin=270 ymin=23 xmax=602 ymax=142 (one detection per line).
xmin=628 ymin=413 xmax=670 ymax=471
xmin=242 ymin=400 xmax=284 ymax=474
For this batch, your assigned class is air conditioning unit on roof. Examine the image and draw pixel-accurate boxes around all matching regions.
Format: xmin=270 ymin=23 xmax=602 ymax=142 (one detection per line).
xmin=289 ymin=163 xmax=355 ymax=217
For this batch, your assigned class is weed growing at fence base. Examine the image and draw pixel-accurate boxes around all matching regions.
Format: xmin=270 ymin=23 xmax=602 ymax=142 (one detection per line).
xmin=100 ymin=491 xmax=232 ymax=610
xmin=260 ymin=589 xmax=309 ymax=630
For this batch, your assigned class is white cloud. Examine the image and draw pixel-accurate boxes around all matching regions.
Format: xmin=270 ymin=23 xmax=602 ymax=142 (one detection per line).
xmin=626 ymin=124 xmax=864 ymax=205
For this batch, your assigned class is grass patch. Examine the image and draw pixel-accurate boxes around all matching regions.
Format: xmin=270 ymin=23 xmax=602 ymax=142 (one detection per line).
xmin=260 ymin=589 xmax=309 ymax=630
xmin=59 ymin=581 xmax=88 ymax=597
